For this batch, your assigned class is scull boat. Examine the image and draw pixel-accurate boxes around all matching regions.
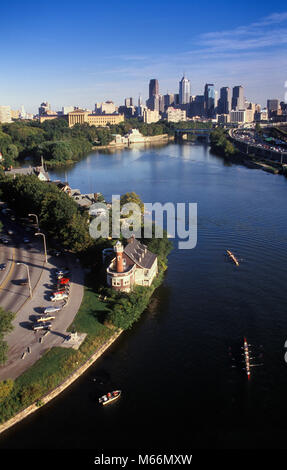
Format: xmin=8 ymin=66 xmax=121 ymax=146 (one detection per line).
xmin=226 ymin=250 xmax=239 ymax=266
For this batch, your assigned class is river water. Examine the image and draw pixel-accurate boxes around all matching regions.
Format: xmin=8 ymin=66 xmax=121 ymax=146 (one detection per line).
xmin=1 ymin=142 xmax=287 ymax=450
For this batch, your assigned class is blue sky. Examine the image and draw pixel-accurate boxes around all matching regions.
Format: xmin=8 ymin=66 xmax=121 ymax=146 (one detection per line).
xmin=1 ymin=0 xmax=287 ymax=113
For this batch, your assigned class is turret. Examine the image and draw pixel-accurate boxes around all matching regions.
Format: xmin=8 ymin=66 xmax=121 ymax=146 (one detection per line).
xmin=114 ymin=241 xmax=124 ymax=273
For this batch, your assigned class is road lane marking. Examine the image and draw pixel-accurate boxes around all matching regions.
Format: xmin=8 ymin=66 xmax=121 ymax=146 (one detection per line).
xmin=0 ymin=248 xmax=15 ymax=291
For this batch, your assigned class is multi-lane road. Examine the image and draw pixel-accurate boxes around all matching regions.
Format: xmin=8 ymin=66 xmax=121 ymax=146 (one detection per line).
xmin=0 ymin=208 xmax=84 ymax=380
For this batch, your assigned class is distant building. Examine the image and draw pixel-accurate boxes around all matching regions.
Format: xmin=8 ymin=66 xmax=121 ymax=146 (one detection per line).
xmin=232 ymin=86 xmax=245 ymax=110
xmin=149 ymin=79 xmax=159 ymax=99
xmin=67 ymin=110 xmax=124 ymax=127
xmin=95 ymin=101 xmax=117 ymax=115
xmin=106 ymin=238 xmax=158 ymax=292
xmin=179 ymin=76 xmax=191 ymax=105
xmin=0 ymin=105 xmax=12 ymax=123
xmin=217 ymin=87 xmax=232 ymax=115
xmin=163 ymin=93 xmax=175 ymax=109
xmin=217 ymin=114 xmax=230 ymax=124
xmin=39 ymin=101 xmax=51 ymax=116
xmin=62 ymin=106 xmax=75 ymax=115
xmin=166 ymin=107 xmax=186 ymax=122
xmin=39 ymin=113 xmax=60 ymax=124
xmin=204 ymin=84 xmax=215 ymax=118
xmin=142 ymin=109 xmax=160 ymax=123
xmin=190 ymin=95 xmax=205 ymax=117
xmin=267 ymin=99 xmax=280 ymax=118
xmin=230 ymin=109 xmax=246 ymax=123
xmin=254 ymin=109 xmax=268 ymax=121
xmin=124 ymin=98 xmax=133 ymax=107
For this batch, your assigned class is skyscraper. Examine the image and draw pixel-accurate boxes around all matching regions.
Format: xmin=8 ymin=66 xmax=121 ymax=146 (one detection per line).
xmin=218 ymin=87 xmax=232 ymax=114
xmin=204 ymin=83 xmax=215 ymax=118
xmin=232 ymin=86 xmax=245 ymax=110
xmin=149 ymin=79 xmax=159 ymax=99
xmin=179 ymin=76 xmax=191 ymax=105
xmin=147 ymin=79 xmax=160 ymax=111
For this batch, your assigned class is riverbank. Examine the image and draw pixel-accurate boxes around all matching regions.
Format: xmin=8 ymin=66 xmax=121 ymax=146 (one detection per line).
xmin=92 ymin=133 xmax=173 ymax=150
xmin=0 ymin=328 xmax=123 ymax=435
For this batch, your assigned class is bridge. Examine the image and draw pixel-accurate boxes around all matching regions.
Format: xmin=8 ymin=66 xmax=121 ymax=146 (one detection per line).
xmin=174 ymin=127 xmax=213 ymax=142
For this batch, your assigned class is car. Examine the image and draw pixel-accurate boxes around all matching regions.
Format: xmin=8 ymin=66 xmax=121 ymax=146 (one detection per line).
xmin=0 ymin=238 xmax=9 ymax=244
xmin=7 ymin=230 xmax=13 ymax=235
xmin=43 ymin=305 xmax=63 ymax=314
xmin=50 ymin=293 xmax=68 ymax=302
xmin=0 ymin=263 xmax=7 ymax=271
xmin=23 ymin=238 xmax=30 ymax=243
xmin=59 ymin=277 xmax=70 ymax=285
xmin=56 ymin=267 xmax=70 ymax=275
xmin=32 ymin=321 xmax=52 ymax=331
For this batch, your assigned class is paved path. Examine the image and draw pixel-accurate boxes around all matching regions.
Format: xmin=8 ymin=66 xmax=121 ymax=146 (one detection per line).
xmin=0 ymin=253 xmax=84 ymax=381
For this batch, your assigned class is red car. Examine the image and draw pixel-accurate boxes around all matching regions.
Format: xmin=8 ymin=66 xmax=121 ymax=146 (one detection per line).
xmin=59 ymin=277 xmax=70 ymax=285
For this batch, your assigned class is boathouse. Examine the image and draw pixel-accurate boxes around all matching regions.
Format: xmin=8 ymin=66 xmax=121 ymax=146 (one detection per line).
xmin=106 ymin=237 xmax=158 ymax=292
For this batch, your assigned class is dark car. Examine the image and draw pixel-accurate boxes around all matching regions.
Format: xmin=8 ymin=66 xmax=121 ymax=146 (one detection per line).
xmin=0 ymin=263 xmax=6 ymax=271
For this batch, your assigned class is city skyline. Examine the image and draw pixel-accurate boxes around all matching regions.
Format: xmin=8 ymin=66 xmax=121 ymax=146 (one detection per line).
xmin=1 ymin=0 xmax=287 ymax=112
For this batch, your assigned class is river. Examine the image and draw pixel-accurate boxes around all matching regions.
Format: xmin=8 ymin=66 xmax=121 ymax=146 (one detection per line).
xmin=1 ymin=141 xmax=287 ymax=450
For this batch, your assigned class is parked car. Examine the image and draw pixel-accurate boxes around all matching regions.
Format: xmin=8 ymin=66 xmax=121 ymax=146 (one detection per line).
xmin=33 ymin=321 xmax=52 ymax=331
xmin=0 ymin=238 xmax=9 ymax=244
xmin=43 ymin=305 xmax=63 ymax=314
xmin=50 ymin=293 xmax=68 ymax=302
xmin=56 ymin=267 xmax=70 ymax=276
xmin=36 ymin=315 xmax=55 ymax=323
xmin=0 ymin=263 xmax=7 ymax=271
xmin=23 ymin=237 xmax=30 ymax=243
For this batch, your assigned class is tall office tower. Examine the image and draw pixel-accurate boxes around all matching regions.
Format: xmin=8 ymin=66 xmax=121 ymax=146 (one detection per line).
xmin=217 ymin=87 xmax=232 ymax=114
xmin=232 ymin=86 xmax=245 ymax=110
xmin=164 ymin=93 xmax=175 ymax=109
xmin=179 ymin=76 xmax=191 ymax=104
xmin=125 ymin=97 xmax=133 ymax=107
xmin=204 ymin=83 xmax=215 ymax=118
xmin=149 ymin=79 xmax=159 ymax=99
xmin=173 ymin=94 xmax=180 ymax=105
xmin=190 ymin=95 xmax=205 ymax=117
xmin=267 ymin=99 xmax=279 ymax=117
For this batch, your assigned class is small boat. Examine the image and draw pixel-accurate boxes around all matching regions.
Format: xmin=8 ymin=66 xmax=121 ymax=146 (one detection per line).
xmin=226 ymin=250 xmax=239 ymax=266
xmin=99 ymin=390 xmax=121 ymax=405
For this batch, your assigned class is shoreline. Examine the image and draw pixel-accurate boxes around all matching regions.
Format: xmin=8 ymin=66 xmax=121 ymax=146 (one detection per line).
xmin=92 ymin=133 xmax=173 ymax=150
xmin=0 ymin=328 xmax=123 ymax=435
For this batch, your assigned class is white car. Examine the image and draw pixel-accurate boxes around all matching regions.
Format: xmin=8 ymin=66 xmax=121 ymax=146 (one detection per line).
xmin=50 ymin=293 xmax=68 ymax=302
xmin=43 ymin=305 xmax=63 ymax=314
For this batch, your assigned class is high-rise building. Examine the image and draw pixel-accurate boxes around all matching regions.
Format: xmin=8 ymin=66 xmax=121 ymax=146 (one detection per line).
xmin=204 ymin=84 xmax=215 ymax=118
xmin=267 ymin=99 xmax=279 ymax=117
xmin=217 ymin=87 xmax=232 ymax=114
xmin=149 ymin=79 xmax=159 ymax=99
xmin=190 ymin=95 xmax=205 ymax=117
xmin=179 ymin=76 xmax=191 ymax=105
xmin=125 ymin=97 xmax=133 ymax=107
xmin=163 ymin=93 xmax=174 ymax=109
xmin=232 ymin=86 xmax=245 ymax=110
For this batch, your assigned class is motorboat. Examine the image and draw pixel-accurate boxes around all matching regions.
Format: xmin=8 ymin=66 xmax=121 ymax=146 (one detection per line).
xmin=99 ymin=390 xmax=121 ymax=405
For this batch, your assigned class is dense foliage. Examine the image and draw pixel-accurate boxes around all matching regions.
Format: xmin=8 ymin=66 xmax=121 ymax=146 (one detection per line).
xmin=0 ymin=117 xmax=213 ymax=169
xmin=0 ymin=174 xmax=92 ymax=253
xmin=0 ymin=308 xmax=15 ymax=365
xmin=210 ymin=127 xmax=236 ymax=157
